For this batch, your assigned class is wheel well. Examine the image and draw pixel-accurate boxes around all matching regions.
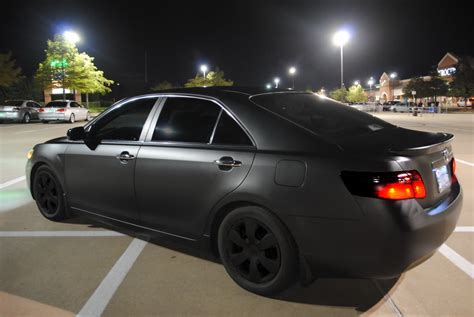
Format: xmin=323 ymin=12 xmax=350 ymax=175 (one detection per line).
xmin=29 ymin=162 xmax=47 ymax=198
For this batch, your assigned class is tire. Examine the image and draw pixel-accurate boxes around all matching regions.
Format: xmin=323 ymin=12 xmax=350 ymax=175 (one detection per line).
xmin=32 ymin=165 xmax=68 ymax=221
xmin=85 ymin=112 xmax=91 ymax=121
xmin=42 ymin=120 xmax=49 ymax=124
xmin=218 ymin=206 xmax=298 ymax=295
xmin=69 ymin=114 xmax=75 ymax=123
xmin=23 ymin=113 xmax=31 ymax=123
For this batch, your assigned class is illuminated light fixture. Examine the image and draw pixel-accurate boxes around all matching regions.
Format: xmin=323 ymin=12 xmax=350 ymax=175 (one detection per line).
xmin=390 ymin=72 xmax=398 ymax=79
xmin=274 ymin=77 xmax=280 ymax=88
xmin=63 ymin=31 xmax=80 ymax=44
xmin=200 ymin=64 xmax=208 ymax=78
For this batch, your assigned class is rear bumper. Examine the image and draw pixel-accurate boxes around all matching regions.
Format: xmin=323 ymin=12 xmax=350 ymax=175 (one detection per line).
xmin=285 ymin=182 xmax=462 ymax=279
xmin=39 ymin=113 xmax=67 ymax=121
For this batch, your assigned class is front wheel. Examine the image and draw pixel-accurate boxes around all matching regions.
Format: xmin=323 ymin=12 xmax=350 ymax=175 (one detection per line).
xmin=23 ymin=113 xmax=31 ymax=123
xmin=32 ymin=165 xmax=69 ymax=221
xmin=85 ymin=112 xmax=91 ymax=121
xmin=218 ymin=206 xmax=298 ymax=295
xmin=69 ymin=113 xmax=75 ymax=123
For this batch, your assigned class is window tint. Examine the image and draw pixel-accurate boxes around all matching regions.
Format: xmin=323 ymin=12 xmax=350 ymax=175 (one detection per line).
xmin=152 ymin=97 xmax=221 ymax=143
xmin=250 ymin=93 xmax=393 ymax=139
xmin=212 ymin=111 xmax=252 ymax=146
xmin=70 ymin=102 xmax=79 ymax=108
xmin=91 ymin=98 xmax=157 ymax=141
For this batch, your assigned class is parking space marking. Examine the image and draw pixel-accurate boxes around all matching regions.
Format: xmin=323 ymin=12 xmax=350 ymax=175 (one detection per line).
xmin=438 ymin=244 xmax=474 ymax=279
xmin=456 ymin=159 xmax=474 ymax=167
xmin=0 ymin=176 xmax=26 ymax=189
xmin=13 ymin=125 xmax=75 ymax=135
xmin=455 ymin=226 xmax=474 ymax=232
xmin=0 ymin=231 xmax=125 ymax=237
xmin=77 ymin=238 xmax=147 ymax=317
xmin=372 ymin=280 xmax=404 ymax=317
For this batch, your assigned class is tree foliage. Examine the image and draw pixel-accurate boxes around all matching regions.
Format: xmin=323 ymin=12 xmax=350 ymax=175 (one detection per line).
xmin=151 ymin=80 xmax=177 ymax=91
xmin=403 ymin=76 xmax=448 ymax=100
xmin=0 ymin=52 xmax=22 ymax=87
xmin=184 ymin=68 xmax=233 ymax=88
xmin=448 ymin=60 xmax=474 ymax=98
xmin=329 ymin=87 xmax=348 ymax=102
xmin=35 ymin=35 xmax=113 ymax=95
xmin=346 ymin=84 xmax=368 ymax=103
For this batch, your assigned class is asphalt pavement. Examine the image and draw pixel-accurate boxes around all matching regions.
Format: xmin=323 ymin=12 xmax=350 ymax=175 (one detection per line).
xmin=0 ymin=113 xmax=473 ymax=316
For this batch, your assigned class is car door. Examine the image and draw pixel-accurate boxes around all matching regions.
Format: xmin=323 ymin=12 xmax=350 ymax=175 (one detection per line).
xmin=65 ymin=97 xmax=159 ymax=223
xmin=135 ymin=96 xmax=256 ymax=239
xmin=75 ymin=102 xmax=88 ymax=120
xmin=27 ymin=102 xmax=41 ymax=120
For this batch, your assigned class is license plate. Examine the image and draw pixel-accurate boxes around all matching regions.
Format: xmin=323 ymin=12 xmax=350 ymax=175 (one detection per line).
xmin=434 ymin=165 xmax=451 ymax=193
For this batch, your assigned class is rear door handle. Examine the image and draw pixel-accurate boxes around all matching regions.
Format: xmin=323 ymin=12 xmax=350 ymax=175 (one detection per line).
xmin=214 ymin=156 xmax=242 ymax=168
xmin=116 ymin=151 xmax=135 ymax=163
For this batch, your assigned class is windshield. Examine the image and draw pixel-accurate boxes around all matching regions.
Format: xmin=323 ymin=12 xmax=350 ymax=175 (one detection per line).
xmin=250 ymin=93 xmax=393 ymax=138
xmin=3 ymin=100 xmax=23 ymax=107
xmin=45 ymin=101 xmax=68 ymax=108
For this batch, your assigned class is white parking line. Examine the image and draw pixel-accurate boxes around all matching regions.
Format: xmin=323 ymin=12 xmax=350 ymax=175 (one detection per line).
xmin=0 ymin=231 xmax=125 ymax=237
xmin=372 ymin=280 xmax=403 ymax=317
xmin=438 ymin=244 xmax=474 ymax=279
xmin=456 ymin=159 xmax=474 ymax=167
xmin=77 ymin=238 xmax=147 ymax=317
xmin=454 ymin=226 xmax=474 ymax=232
xmin=13 ymin=125 xmax=74 ymax=135
xmin=0 ymin=176 xmax=26 ymax=189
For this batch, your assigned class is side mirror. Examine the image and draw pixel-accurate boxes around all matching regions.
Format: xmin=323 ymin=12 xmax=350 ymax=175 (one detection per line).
xmin=67 ymin=127 xmax=85 ymax=140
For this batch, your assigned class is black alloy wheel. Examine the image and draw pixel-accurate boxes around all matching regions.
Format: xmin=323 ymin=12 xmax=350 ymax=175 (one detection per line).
xmin=33 ymin=166 xmax=68 ymax=221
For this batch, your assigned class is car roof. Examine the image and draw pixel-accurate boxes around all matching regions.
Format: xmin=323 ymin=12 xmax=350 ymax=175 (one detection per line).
xmin=154 ymin=86 xmax=304 ymax=98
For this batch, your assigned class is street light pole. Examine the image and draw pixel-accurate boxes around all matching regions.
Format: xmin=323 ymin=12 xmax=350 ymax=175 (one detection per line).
xmin=289 ymin=67 xmax=296 ymax=89
xmin=332 ymin=30 xmax=349 ymax=88
xmin=340 ymin=45 xmax=344 ymax=88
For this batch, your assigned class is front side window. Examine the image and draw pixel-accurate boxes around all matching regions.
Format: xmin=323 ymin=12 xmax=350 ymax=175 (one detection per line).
xmin=152 ymin=97 xmax=221 ymax=143
xmin=212 ymin=111 xmax=252 ymax=146
xmin=90 ymin=97 xmax=157 ymax=141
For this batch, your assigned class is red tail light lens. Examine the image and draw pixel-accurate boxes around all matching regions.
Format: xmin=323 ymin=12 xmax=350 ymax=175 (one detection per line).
xmin=56 ymin=108 xmax=66 ymax=112
xmin=38 ymin=108 xmax=45 ymax=112
xmin=452 ymin=158 xmax=456 ymax=175
xmin=341 ymin=170 xmax=426 ymax=200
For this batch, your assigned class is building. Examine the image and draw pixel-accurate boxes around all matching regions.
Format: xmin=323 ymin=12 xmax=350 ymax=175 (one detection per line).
xmin=373 ymin=52 xmax=472 ymax=104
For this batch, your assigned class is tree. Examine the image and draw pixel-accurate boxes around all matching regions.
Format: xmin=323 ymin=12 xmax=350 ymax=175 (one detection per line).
xmin=346 ymin=84 xmax=368 ymax=103
xmin=427 ymin=76 xmax=448 ymax=101
xmin=403 ymin=77 xmax=430 ymax=99
xmin=329 ymin=87 xmax=348 ymax=102
xmin=151 ymin=81 xmax=176 ymax=91
xmin=184 ymin=68 xmax=233 ymax=87
xmin=35 ymin=34 xmax=113 ymax=104
xmin=448 ymin=60 xmax=474 ymax=98
xmin=0 ymin=52 xmax=22 ymax=87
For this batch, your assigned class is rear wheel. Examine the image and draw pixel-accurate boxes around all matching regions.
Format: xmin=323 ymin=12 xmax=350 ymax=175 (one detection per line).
xmin=218 ymin=206 xmax=298 ymax=295
xmin=23 ymin=113 xmax=31 ymax=123
xmin=69 ymin=114 xmax=75 ymax=123
xmin=42 ymin=120 xmax=49 ymax=124
xmin=32 ymin=166 xmax=68 ymax=221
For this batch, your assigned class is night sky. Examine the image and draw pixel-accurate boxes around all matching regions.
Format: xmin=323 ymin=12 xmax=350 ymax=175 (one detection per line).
xmin=1 ymin=0 xmax=473 ymax=96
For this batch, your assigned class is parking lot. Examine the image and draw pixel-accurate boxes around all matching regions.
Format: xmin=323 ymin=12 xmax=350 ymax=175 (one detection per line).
xmin=0 ymin=113 xmax=473 ymax=316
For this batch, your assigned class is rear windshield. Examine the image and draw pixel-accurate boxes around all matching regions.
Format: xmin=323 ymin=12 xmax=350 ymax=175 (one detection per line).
xmin=45 ymin=101 xmax=68 ymax=108
xmin=250 ymin=93 xmax=393 ymax=138
xmin=3 ymin=100 xmax=23 ymax=107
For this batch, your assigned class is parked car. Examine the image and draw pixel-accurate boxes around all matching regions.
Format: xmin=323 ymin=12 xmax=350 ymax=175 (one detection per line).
xmin=27 ymin=88 xmax=462 ymax=295
xmin=39 ymin=100 xmax=91 ymax=123
xmin=383 ymin=100 xmax=400 ymax=111
xmin=390 ymin=102 xmax=411 ymax=112
xmin=0 ymin=100 xmax=42 ymax=123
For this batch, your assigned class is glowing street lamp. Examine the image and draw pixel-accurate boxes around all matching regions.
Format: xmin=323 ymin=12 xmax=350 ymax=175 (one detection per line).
xmin=353 ymin=80 xmax=360 ymax=86
xmin=63 ymin=31 xmax=80 ymax=44
xmin=274 ymin=77 xmax=280 ymax=88
xmin=390 ymin=72 xmax=398 ymax=79
xmin=266 ymin=84 xmax=272 ymax=89
xmin=200 ymin=64 xmax=208 ymax=78
xmin=288 ymin=66 xmax=296 ymax=89
xmin=368 ymin=77 xmax=375 ymax=101
xmin=332 ymin=30 xmax=350 ymax=88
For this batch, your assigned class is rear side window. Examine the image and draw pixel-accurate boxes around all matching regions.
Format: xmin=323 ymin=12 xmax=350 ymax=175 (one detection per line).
xmin=91 ymin=97 xmax=157 ymax=141
xmin=250 ymin=93 xmax=393 ymax=139
xmin=212 ymin=111 xmax=252 ymax=146
xmin=152 ymin=97 xmax=221 ymax=143
xmin=45 ymin=101 xmax=68 ymax=108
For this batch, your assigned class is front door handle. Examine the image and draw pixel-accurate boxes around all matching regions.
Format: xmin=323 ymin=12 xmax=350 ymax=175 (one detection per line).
xmin=214 ymin=156 xmax=242 ymax=168
xmin=116 ymin=151 xmax=135 ymax=163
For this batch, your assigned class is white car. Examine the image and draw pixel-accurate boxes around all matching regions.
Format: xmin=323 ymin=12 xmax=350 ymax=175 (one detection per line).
xmin=39 ymin=100 xmax=91 ymax=123
xmin=390 ymin=103 xmax=411 ymax=113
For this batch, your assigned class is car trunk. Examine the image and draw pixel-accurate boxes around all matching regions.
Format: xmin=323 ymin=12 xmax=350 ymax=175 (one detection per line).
xmin=0 ymin=105 xmax=18 ymax=112
xmin=337 ymin=126 xmax=456 ymax=209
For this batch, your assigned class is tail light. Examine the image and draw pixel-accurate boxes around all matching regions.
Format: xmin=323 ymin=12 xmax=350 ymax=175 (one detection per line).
xmin=56 ymin=108 xmax=66 ymax=112
xmin=39 ymin=108 xmax=45 ymax=112
xmin=341 ymin=170 xmax=426 ymax=200
xmin=452 ymin=158 xmax=456 ymax=175
xmin=12 ymin=107 xmax=20 ymax=111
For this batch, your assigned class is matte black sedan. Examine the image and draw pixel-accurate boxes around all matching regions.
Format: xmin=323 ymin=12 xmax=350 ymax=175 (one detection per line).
xmin=26 ymin=87 xmax=462 ymax=295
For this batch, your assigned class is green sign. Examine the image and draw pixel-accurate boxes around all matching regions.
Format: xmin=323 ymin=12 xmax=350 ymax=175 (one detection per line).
xmin=50 ymin=59 xmax=68 ymax=68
